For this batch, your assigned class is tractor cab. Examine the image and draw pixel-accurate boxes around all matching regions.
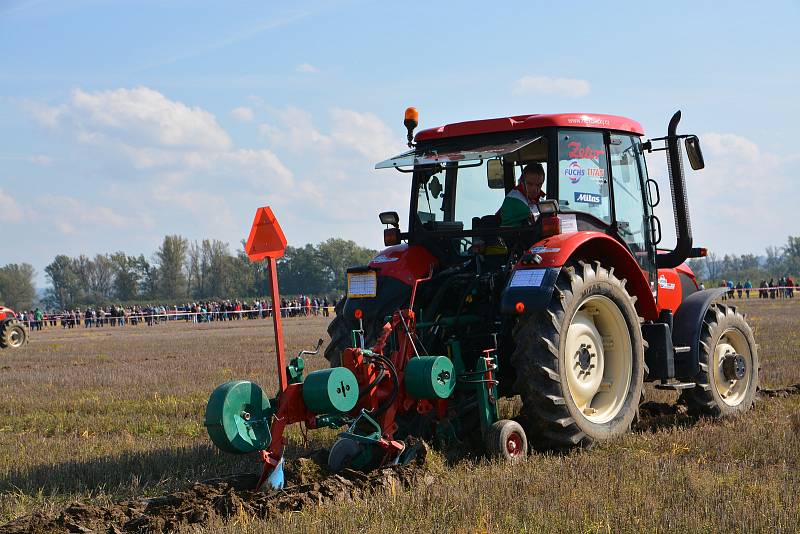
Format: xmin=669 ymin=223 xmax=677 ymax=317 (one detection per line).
xmin=376 ymin=113 xmax=664 ymax=283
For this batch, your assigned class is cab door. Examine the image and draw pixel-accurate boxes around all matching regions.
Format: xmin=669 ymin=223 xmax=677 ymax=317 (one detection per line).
xmin=608 ymin=134 xmax=657 ymax=291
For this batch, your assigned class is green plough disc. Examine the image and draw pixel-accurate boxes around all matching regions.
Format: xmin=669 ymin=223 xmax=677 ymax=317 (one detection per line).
xmin=204 ymin=380 xmax=272 ymax=454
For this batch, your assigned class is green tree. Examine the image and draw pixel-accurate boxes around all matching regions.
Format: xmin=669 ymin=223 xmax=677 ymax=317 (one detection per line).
xmin=317 ymin=238 xmax=377 ymax=291
xmin=276 ymin=244 xmax=329 ymax=294
xmin=0 ymin=263 xmax=37 ymax=310
xmin=155 ymin=235 xmax=189 ymax=300
xmin=44 ymin=255 xmax=80 ymax=309
xmin=136 ymin=254 xmax=158 ymax=299
xmin=110 ymin=252 xmax=140 ymax=301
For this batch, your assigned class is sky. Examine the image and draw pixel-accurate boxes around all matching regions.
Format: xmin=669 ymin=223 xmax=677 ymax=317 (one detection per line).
xmin=1 ymin=0 xmax=798 ymax=287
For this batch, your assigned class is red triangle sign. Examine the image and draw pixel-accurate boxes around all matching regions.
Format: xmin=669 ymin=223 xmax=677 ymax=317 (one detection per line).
xmin=245 ymin=206 xmax=287 ymax=261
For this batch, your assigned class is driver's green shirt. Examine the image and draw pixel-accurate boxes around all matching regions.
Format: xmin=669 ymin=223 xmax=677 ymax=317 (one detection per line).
xmin=500 ymin=189 xmax=538 ymax=227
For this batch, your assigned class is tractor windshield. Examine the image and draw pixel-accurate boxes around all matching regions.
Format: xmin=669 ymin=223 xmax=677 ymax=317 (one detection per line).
xmin=416 ymin=163 xmax=510 ymax=229
xmin=411 ymin=134 xmax=549 ymax=246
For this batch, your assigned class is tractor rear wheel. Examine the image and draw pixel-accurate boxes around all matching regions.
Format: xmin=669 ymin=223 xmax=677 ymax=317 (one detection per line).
xmin=511 ymin=261 xmax=645 ymax=447
xmin=324 ymin=299 xmax=404 ymax=366
xmin=681 ymin=303 xmax=758 ymax=416
xmin=324 ymin=299 xmax=349 ymax=366
xmin=0 ymin=320 xmax=27 ymax=349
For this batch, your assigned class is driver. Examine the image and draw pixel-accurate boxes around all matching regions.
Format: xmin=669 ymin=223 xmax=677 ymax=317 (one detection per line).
xmin=499 ymin=163 xmax=545 ymax=227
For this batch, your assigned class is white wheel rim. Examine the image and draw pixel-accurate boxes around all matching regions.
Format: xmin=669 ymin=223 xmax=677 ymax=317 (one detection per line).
xmin=564 ymin=295 xmax=633 ymax=424
xmin=712 ymin=328 xmax=752 ymax=407
xmin=9 ymin=328 xmax=23 ymax=347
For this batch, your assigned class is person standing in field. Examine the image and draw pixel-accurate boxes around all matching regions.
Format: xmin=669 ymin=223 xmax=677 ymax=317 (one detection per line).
xmin=744 ymin=279 xmax=752 ymax=298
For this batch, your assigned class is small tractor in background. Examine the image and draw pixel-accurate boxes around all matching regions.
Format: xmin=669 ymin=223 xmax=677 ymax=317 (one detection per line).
xmin=0 ymin=306 xmax=28 ymax=349
xmin=205 ymin=109 xmax=758 ymax=489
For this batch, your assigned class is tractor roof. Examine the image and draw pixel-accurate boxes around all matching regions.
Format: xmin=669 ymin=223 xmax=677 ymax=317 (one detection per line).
xmin=415 ymin=113 xmax=644 ymax=142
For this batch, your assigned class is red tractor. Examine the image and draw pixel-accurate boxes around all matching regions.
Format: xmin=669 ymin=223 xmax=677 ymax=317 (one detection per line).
xmin=324 ymin=109 xmax=758 ymax=449
xmin=205 ymin=109 xmax=758 ymax=487
xmin=0 ymin=306 xmax=28 ymax=349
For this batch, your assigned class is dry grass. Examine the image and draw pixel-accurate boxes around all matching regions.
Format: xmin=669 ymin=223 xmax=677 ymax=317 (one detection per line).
xmin=1 ymin=300 xmax=799 ymax=532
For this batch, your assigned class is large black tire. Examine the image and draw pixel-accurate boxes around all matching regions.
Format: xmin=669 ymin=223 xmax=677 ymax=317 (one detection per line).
xmin=324 ymin=299 xmax=349 ymax=366
xmin=324 ymin=299 xmax=404 ymax=366
xmin=0 ymin=320 xmax=27 ymax=349
xmin=511 ymin=261 xmax=645 ymax=447
xmin=681 ymin=303 xmax=758 ymax=416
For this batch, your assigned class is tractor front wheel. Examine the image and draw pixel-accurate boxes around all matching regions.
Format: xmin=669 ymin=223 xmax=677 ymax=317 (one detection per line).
xmin=0 ymin=320 xmax=27 ymax=349
xmin=511 ymin=261 xmax=645 ymax=447
xmin=681 ymin=303 xmax=758 ymax=416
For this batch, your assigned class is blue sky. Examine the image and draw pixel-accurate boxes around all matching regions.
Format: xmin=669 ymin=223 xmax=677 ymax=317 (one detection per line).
xmin=1 ymin=0 xmax=798 ymax=287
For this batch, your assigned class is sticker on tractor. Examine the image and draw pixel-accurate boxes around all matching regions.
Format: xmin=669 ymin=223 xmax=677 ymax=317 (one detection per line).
xmin=371 ymin=254 xmax=399 ymax=263
xmin=567 ymin=141 xmax=604 ymax=161
xmin=559 ymin=214 xmax=578 ymax=233
xmin=530 ymin=246 xmax=561 ymax=254
xmin=574 ymin=192 xmax=601 ymax=205
xmin=564 ymin=161 xmax=584 ymax=183
xmin=658 ymin=274 xmax=675 ymax=290
xmin=509 ymin=269 xmax=546 ymax=288
xmin=347 ymin=272 xmax=377 ymax=298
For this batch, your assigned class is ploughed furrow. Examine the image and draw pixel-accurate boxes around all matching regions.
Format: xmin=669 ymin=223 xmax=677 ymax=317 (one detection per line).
xmin=0 ymin=461 xmax=426 ymax=534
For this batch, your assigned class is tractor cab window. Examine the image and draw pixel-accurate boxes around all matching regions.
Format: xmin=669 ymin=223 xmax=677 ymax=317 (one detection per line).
xmin=610 ymin=134 xmax=652 ymax=268
xmin=454 ymin=160 xmax=507 ymax=231
xmin=557 ymin=131 xmax=611 ymax=224
xmin=416 ymin=167 xmax=448 ymax=224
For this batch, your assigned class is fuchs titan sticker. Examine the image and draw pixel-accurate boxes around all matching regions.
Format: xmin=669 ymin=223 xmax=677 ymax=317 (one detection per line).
xmin=564 ymin=161 xmax=584 ymax=183
xmin=574 ymin=191 xmax=601 ymax=204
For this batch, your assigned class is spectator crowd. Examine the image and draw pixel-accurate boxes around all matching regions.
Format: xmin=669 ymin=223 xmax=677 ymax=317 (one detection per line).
xmin=14 ymin=295 xmax=341 ymax=331
xmin=719 ymin=276 xmax=795 ymax=300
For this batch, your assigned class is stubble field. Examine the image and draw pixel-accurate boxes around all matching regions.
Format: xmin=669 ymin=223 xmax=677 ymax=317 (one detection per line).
xmin=1 ymin=299 xmax=799 ymax=533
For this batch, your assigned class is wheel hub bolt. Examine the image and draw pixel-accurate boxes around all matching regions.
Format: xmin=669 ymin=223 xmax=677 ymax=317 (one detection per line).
xmin=576 ymin=343 xmax=594 ymax=371
xmin=722 ymin=352 xmax=746 ymax=381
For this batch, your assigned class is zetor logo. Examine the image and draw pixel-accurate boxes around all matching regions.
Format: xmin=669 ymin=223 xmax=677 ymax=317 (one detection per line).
xmin=574 ymin=191 xmax=601 ymax=204
xmin=564 ymin=161 xmax=584 ymax=183
xmin=567 ymin=141 xmax=604 ymax=161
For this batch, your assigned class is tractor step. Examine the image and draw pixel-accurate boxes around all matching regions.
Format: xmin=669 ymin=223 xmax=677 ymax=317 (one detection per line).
xmin=654 ymin=381 xmax=696 ymax=391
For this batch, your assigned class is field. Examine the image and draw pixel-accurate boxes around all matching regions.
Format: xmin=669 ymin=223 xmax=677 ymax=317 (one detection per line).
xmin=1 ymin=299 xmax=799 ymax=533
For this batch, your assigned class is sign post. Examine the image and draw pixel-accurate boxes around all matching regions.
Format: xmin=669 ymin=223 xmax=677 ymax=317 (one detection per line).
xmin=245 ymin=206 xmax=289 ymax=392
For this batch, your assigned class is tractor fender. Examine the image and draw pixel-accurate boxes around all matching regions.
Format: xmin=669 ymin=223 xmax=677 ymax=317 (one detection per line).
xmin=341 ymin=244 xmax=436 ymax=325
xmin=500 ymin=232 xmax=658 ymax=320
xmin=671 ymin=287 xmax=728 ymax=379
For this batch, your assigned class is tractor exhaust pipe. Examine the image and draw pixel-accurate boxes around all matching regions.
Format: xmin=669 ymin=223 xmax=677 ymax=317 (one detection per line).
xmin=656 ymin=111 xmax=693 ymax=269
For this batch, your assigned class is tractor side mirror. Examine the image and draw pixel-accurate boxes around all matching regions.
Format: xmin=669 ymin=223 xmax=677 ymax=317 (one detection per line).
xmin=379 ymin=211 xmax=399 ymax=228
xmin=685 ymin=135 xmax=705 ymax=170
xmin=486 ymin=159 xmax=504 ymax=189
xmin=646 ymin=179 xmax=660 ymax=207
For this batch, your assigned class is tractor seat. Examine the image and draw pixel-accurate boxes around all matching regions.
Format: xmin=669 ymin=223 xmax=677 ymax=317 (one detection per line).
xmin=471 ymin=215 xmax=507 ymax=256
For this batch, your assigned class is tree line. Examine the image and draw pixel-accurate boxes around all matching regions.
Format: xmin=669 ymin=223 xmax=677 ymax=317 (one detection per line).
xmin=4 ymin=234 xmax=798 ymax=312
xmin=0 ymin=237 xmax=376 ymax=311
xmin=686 ymin=235 xmax=800 ymax=285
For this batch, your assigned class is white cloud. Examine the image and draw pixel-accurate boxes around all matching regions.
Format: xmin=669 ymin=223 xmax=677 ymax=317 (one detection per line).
xmin=259 ymin=106 xmax=333 ymax=152
xmin=513 ymin=75 xmax=591 ymax=98
xmin=32 ymin=87 xmax=232 ymax=150
xmin=230 ymin=106 xmax=254 ymax=122
xmin=0 ymin=188 xmax=23 ymax=223
xmin=255 ymin=105 xmax=407 ymax=226
xmin=295 ymin=63 xmax=317 ymax=73
xmin=330 ymin=108 xmax=398 ymax=160
xmin=36 ymin=195 xmax=136 ymax=235
xmin=648 ymin=132 xmax=797 ymax=255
